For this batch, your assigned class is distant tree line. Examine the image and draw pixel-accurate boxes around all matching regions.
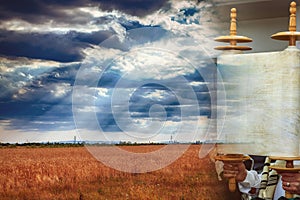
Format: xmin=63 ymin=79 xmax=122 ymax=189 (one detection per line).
xmin=0 ymin=142 xmax=84 ymax=148
xmin=0 ymin=141 xmax=205 ymax=148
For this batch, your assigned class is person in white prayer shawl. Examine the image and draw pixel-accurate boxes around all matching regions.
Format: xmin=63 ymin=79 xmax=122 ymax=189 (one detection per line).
xmin=222 ymin=159 xmax=300 ymax=200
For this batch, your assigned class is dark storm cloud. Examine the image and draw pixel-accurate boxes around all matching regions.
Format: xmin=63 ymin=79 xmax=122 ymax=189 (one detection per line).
xmin=71 ymin=30 xmax=113 ymax=45
xmin=95 ymin=0 xmax=170 ymax=17
xmin=97 ymin=112 xmax=122 ymax=132
xmin=0 ymin=63 xmax=79 ymax=131
xmin=40 ymin=63 xmax=80 ymax=84
xmin=19 ymin=64 xmax=79 ymax=102
xmin=94 ymin=78 xmax=210 ymax=132
xmin=0 ymin=102 xmax=74 ymax=132
xmin=0 ymin=0 xmax=92 ymax=24
xmin=0 ymin=99 xmax=75 ymax=131
xmin=0 ymin=100 xmax=71 ymax=118
xmin=127 ymin=82 xmax=210 ymax=118
xmin=98 ymin=70 xmax=121 ymax=88
xmin=0 ymin=29 xmax=113 ymax=62
xmin=0 ymin=0 xmax=169 ymax=24
xmin=0 ymin=0 xmax=168 ymax=62
xmin=4 ymin=108 xmax=76 ymax=131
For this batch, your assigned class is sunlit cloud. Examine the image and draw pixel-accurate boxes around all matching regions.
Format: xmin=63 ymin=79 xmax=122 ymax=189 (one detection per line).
xmin=0 ymin=0 xmax=221 ymax=142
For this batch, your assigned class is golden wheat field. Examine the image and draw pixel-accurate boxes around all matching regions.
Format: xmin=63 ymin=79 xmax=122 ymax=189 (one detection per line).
xmin=0 ymin=144 xmax=241 ymax=200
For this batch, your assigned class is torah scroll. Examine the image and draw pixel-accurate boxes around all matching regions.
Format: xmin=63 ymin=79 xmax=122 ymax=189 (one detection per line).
xmin=217 ymin=47 xmax=300 ymax=157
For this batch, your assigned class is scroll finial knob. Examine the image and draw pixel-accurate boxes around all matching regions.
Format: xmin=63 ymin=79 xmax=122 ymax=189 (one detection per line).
xmin=214 ymin=8 xmax=252 ymax=51
xmin=230 ymin=8 xmax=237 ymax=37
xmin=289 ymin=1 xmax=296 ymax=32
xmin=271 ymin=1 xmax=300 ymax=46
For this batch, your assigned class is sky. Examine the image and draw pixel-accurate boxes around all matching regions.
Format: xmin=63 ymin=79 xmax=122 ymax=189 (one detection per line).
xmin=0 ymin=0 xmax=225 ymax=143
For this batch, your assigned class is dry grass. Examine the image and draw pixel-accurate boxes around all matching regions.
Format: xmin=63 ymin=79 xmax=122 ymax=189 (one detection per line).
xmin=0 ymin=145 xmax=240 ymax=200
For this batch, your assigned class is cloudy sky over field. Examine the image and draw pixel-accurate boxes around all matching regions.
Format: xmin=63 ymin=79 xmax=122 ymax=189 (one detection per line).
xmin=0 ymin=0 xmax=224 ymax=143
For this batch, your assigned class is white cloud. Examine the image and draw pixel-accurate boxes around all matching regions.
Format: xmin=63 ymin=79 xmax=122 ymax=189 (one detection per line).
xmin=190 ymin=81 xmax=207 ymax=86
xmin=12 ymin=88 xmax=28 ymax=99
xmin=95 ymin=87 xmax=109 ymax=97
xmin=142 ymin=89 xmax=166 ymax=100
xmin=0 ymin=57 xmax=61 ymax=73
xmin=0 ymin=6 xmax=140 ymax=36
xmin=72 ymin=86 xmax=112 ymax=111
xmin=140 ymin=0 xmax=223 ymax=58
xmin=74 ymin=105 xmax=102 ymax=113
xmin=110 ymin=46 xmax=195 ymax=80
xmin=50 ymin=83 xmax=72 ymax=98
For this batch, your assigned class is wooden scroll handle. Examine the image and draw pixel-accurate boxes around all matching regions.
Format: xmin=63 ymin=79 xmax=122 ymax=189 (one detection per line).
xmin=285 ymin=160 xmax=294 ymax=199
xmin=269 ymin=156 xmax=300 ymax=199
xmin=215 ymin=154 xmax=250 ymax=192
xmin=228 ymin=177 xmax=236 ymax=192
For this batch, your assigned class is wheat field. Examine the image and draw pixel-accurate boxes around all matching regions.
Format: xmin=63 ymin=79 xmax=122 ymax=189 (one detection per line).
xmin=0 ymin=144 xmax=241 ymax=200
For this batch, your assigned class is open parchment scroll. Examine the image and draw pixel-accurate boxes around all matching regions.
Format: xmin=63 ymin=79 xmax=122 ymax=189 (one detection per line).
xmin=217 ymin=46 xmax=300 ymax=157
